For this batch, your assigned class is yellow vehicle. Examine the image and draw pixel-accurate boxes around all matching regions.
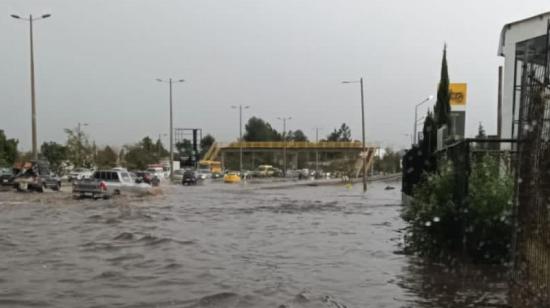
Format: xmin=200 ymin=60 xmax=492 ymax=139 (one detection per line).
xmin=224 ymin=171 xmax=241 ymax=183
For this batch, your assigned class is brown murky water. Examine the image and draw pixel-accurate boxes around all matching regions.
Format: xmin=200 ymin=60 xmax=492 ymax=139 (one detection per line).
xmin=0 ymin=180 xmax=508 ymax=307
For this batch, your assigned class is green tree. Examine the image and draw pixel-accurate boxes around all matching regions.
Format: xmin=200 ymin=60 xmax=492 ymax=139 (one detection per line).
xmin=434 ymin=45 xmax=451 ymax=129
xmin=374 ymin=148 xmax=402 ymax=174
xmin=327 ymin=123 xmax=351 ymax=142
xmin=124 ymin=136 xmax=166 ymax=170
xmin=244 ymin=117 xmax=281 ymax=141
xmin=0 ymin=130 xmax=18 ymax=167
xmin=476 ymin=122 xmax=486 ymax=138
xmin=199 ymin=134 xmax=216 ymax=158
xmin=288 ymin=130 xmax=308 ymax=142
xmin=40 ymin=142 xmax=67 ymax=173
xmin=64 ymin=128 xmax=94 ymax=168
xmin=421 ymin=111 xmax=437 ymax=154
xmin=176 ymin=139 xmax=193 ymax=157
xmin=95 ymin=146 xmax=118 ymax=169
xmin=155 ymin=138 xmax=168 ymax=158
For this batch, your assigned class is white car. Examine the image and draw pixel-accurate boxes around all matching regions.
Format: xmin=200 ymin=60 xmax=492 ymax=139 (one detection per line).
xmin=172 ymin=169 xmax=185 ymax=182
xmin=68 ymin=168 xmax=93 ymax=182
xmin=73 ymin=170 xmax=150 ymax=199
xmin=147 ymin=167 xmax=165 ymax=180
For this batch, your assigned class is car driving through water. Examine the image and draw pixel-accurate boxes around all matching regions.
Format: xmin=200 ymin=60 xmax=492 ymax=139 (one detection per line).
xmin=72 ymin=169 xmax=151 ymax=199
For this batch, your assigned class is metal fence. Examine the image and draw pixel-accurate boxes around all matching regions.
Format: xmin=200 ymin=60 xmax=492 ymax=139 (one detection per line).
xmin=510 ymin=21 xmax=550 ymax=307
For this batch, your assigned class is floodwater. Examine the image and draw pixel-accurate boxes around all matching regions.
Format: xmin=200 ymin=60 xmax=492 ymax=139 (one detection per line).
xmin=0 ymin=180 xmax=509 ymax=307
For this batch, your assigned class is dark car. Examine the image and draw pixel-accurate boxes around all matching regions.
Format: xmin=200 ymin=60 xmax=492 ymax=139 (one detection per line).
xmin=182 ymin=170 xmax=202 ymax=185
xmin=13 ymin=161 xmax=61 ymax=192
xmin=0 ymin=168 xmax=15 ymax=187
xmin=135 ymin=171 xmax=160 ymax=187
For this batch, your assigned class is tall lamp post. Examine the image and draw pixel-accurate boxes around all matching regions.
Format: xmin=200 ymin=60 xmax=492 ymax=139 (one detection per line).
xmin=156 ymin=78 xmax=185 ymax=182
xmin=314 ymin=127 xmax=322 ymax=177
xmin=231 ymin=105 xmax=250 ymax=174
xmin=413 ymin=95 xmax=434 ymax=145
xmin=277 ymin=117 xmax=292 ymax=177
xmin=342 ymin=77 xmax=367 ymax=193
xmin=11 ymin=13 xmax=52 ymax=160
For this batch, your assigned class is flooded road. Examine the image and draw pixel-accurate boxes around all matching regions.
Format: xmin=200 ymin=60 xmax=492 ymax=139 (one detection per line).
xmin=0 ymin=180 xmax=508 ymax=307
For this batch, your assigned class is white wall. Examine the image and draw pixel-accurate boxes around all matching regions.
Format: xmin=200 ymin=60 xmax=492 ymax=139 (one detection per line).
xmin=500 ymin=14 xmax=550 ymax=142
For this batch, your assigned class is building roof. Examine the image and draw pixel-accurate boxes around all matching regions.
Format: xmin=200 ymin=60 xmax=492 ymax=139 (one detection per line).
xmin=498 ymin=11 xmax=550 ymax=56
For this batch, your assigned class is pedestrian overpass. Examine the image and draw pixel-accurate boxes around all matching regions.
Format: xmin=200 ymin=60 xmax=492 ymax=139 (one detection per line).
xmin=202 ymin=141 xmax=378 ymax=176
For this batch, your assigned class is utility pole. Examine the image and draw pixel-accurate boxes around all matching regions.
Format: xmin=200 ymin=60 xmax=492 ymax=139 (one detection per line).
xmin=169 ymin=78 xmax=173 ymax=180
xmin=11 ymin=13 xmax=51 ymax=160
xmin=360 ymin=77 xmax=367 ymax=193
xmin=156 ymin=78 xmax=185 ymax=182
xmin=231 ymin=105 xmax=250 ymax=174
xmin=342 ymin=77 xmax=367 ymax=192
xmin=277 ymin=117 xmax=292 ymax=177
xmin=315 ymin=127 xmax=321 ymax=177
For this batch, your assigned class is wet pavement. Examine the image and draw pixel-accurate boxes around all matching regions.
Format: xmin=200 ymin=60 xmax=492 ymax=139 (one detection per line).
xmin=0 ymin=180 xmax=508 ymax=307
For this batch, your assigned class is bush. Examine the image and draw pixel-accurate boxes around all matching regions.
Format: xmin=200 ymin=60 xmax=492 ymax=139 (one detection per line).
xmin=403 ymin=155 xmax=514 ymax=263
xmin=403 ymin=161 xmax=462 ymax=257
xmin=466 ymin=154 xmax=514 ymax=263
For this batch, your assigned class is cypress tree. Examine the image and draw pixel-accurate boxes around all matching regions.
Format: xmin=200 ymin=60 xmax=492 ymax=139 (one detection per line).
xmin=420 ymin=111 xmax=438 ymax=173
xmin=434 ymin=45 xmax=451 ymax=129
xmin=421 ymin=111 xmax=437 ymax=155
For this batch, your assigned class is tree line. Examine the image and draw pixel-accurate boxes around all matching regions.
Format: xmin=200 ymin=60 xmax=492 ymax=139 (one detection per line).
xmin=0 ymin=117 xmax=363 ymax=173
xmin=242 ymin=116 xmax=352 ymax=142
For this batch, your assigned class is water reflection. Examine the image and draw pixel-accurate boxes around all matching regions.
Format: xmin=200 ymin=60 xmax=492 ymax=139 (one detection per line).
xmin=399 ymin=257 xmax=509 ymax=307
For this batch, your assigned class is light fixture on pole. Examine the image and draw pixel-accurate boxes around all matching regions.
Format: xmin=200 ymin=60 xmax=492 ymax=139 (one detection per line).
xmin=342 ymin=77 xmax=367 ymax=192
xmin=413 ymin=95 xmax=434 ymax=145
xmin=11 ymin=13 xmax=52 ymax=160
xmin=156 ymin=78 xmax=185 ymax=182
xmin=277 ymin=116 xmax=292 ymax=177
xmin=231 ymin=105 xmax=250 ymax=174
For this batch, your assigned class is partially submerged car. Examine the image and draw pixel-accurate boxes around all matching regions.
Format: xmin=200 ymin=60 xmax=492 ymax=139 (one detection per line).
xmin=171 ymin=169 xmax=185 ymax=183
xmin=182 ymin=170 xmax=203 ymax=185
xmin=73 ymin=169 xmax=151 ymax=199
xmin=68 ymin=168 xmax=93 ymax=182
xmin=0 ymin=168 xmax=14 ymax=186
xmin=135 ymin=171 xmax=161 ymax=186
xmin=12 ymin=161 xmax=61 ymax=192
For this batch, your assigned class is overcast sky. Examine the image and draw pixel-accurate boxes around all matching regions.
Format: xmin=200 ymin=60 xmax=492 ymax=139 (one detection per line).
xmin=2 ymin=0 xmax=550 ymax=151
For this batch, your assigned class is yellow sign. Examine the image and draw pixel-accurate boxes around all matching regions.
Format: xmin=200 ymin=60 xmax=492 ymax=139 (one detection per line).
xmin=449 ymin=83 xmax=467 ymax=106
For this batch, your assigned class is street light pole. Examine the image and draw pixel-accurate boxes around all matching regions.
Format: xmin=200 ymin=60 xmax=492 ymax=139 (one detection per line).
xmin=156 ymin=78 xmax=185 ymax=182
xmin=342 ymin=77 xmax=367 ymax=192
xmin=169 ymin=78 xmax=173 ymax=181
xmin=231 ymin=105 xmax=250 ymax=174
xmin=413 ymin=95 xmax=434 ymax=145
xmin=11 ymin=13 xmax=51 ymax=160
xmin=314 ymin=127 xmax=321 ymax=177
xmin=360 ymin=77 xmax=366 ymax=193
xmin=277 ymin=117 xmax=292 ymax=177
